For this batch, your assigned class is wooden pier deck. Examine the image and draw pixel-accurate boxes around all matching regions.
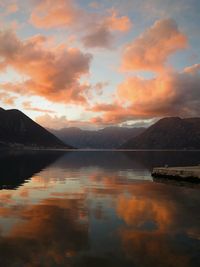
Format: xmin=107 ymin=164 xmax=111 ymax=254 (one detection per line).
xmin=152 ymin=166 xmax=200 ymax=181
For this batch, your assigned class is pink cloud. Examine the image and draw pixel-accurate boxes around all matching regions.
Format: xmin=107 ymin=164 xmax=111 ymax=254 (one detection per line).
xmin=105 ymin=9 xmax=132 ymax=32
xmin=121 ymin=19 xmax=187 ymax=72
xmin=82 ymin=25 xmax=113 ymax=48
xmin=36 ymin=114 xmax=94 ymax=130
xmin=30 ymin=0 xmax=131 ymax=48
xmin=0 ymin=1 xmax=19 ymax=16
xmin=90 ymin=64 xmax=200 ymax=124
xmin=6 ymin=3 xmax=18 ymax=14
xmin=89 ymin=2 xmax=101 ymax=9
xmin=0 ymin=92 xmax=16 ymax=105
xmin=0 ymin=29 xmax=92 ymax=104
xmin=30 ymin=0 xmax=81 ymax=29
xmin=82 ymin=10 xmax=131 ymax=48
xmin=22 ymin=101 xmax=56 ymax=113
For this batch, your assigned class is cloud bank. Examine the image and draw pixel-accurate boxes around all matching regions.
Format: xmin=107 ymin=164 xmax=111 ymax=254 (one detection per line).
xmin=0 ymin=29 xmax=92 ymax=104
xmin=30 ymin=0 xmax=132 ymax=48
xmin=122 ymin=19 xmax=187 ymax=72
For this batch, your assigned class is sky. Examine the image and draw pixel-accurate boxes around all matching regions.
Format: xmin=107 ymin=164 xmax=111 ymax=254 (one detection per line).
xmin=0 ymin=0 xmax=200 ymax=129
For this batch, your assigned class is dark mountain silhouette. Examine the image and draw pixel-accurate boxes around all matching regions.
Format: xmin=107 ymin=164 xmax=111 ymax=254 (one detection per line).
xmin=121 ymin=117 xmax=200 ymax=149
xmin=49 ymin=126 xmax=145 ymax=149
xmin=0 ymin=108 xmax=73 ymax=149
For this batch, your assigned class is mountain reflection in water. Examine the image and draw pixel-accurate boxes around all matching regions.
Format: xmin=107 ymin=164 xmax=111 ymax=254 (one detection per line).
xmin=0 ymin=151 xmax=200 ymax=267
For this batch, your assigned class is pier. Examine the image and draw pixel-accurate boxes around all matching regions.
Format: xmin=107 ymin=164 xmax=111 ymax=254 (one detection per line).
xmin=152 ymin=166 xmax=200 ymax=181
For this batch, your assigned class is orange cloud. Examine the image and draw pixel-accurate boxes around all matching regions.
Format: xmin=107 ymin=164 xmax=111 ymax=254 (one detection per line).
xmin=30 ymin=0 xmax=131 ymax=48
xmin=117 ymin=75 xmax=176 ymax=114
xmin=90 ymin=104 xmax=152 ymax=125
xmin=82 ymin=10 xmax=131 ymax=48
xmin=30 ymin=0 xmax=82 ymax=29
xmin=22 ymin=101 xmax=56 ymax=113
xmin=105 ymin=9 xmax=132 ymax=32
xmin=0 ymin=29 xmax=92 ymax=104
xmin=5 ymin=3 xmax=18 ymax=14
xmin=0 ymin=1 xmax=19 ymax=16
xmin=82 ymin=25 xmax=113 ymax=48
xmin=90 ymin=64 xmax=200 ymax=124
xmin=93 ymin=103 xmax=118 ymax=111
xmin=118 ymin=66 xmax=200 ymax=115
xmin=89 ymin=2 xmax=101 ymax=9
xmin=36 ymin=114 xmax=72 ymax=129
xmin=93 ymin=82 xmax=109 ymax=95
xmin=122 ymin=19 xmax=187 ymax=72
xmin=0 ymin=92 xmax=16 ymax=105
xmin=36 ymin=114 xmax=95 ymax=129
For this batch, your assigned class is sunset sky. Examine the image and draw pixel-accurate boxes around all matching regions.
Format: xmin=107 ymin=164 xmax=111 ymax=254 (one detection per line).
xmin=0 ymin=0 xmax=200 ymax=129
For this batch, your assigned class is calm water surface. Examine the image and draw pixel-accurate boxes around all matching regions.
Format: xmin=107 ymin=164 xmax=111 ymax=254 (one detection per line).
xmin=0 ymin=151 xmax=200 ymax=267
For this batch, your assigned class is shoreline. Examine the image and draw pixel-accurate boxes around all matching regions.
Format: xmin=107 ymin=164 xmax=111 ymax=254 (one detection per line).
xmin=2 ymin=147 xmax=200 ymax=152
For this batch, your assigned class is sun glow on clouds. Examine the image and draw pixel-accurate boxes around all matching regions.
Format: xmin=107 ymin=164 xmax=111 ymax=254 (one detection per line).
xmin=121 ymin=19 xmax=187 ymax=72
xmin=0 ymin=0 xmax=199 ymax=129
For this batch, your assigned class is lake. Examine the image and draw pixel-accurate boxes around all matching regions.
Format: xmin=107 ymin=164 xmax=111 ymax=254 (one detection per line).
xmin=0 ymin=150 xmax=200 ymax=267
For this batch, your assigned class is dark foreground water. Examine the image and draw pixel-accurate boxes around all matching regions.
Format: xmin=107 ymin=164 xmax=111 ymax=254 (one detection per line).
xmin=0 ymin=150 xmax=200 ymax=267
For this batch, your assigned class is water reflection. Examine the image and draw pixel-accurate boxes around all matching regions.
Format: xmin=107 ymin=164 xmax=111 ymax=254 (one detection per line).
xmin=124 ymin=150 xmax=200 ymax=169
xmin=0 ymin=151 xmax=64 ymax=189
xmin=0 ymin=151 xmax=199 ymax=267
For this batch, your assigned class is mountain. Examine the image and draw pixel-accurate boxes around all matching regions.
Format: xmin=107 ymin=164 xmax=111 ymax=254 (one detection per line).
xmin=0 ymin=108 xmax=73 ymax=149
xmin=49 ymin=126 xmax=145 ymax=149
xmin=121 ymin=117 xmax=200 ymax=149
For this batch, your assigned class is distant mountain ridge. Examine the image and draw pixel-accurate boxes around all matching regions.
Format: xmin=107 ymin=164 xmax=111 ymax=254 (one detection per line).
xmin=121 ymin=117 xmax=200 ymax=149
xmin=2 ymin=108 xmax=198 ymax=150
xmin=0 ymin=108 xmax=72 ymax=149
xmin=49 ymin=126 xmax=145 ymax=149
